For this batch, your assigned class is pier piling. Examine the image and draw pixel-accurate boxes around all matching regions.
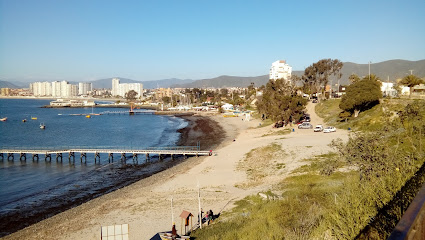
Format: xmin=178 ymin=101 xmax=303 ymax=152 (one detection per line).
xmin=68 ymin=152 xmax=75 ymax=163
xmin=32 ymin=154 xmax=39 ymax=162
xmin=7 ymin=153 xmax=14 ymax=161
xmin=45 ymin=154 xmax=51 ymax=162
xmin=56 ymin=153 xmax=63 ymax=162
xmin=80 ymin=153 xmax=87 ymax=163
xmin=108 ymin=153 xmax=113 ymax=163
xmin=146 ymin=153 xmax=149 ymax=163
xmin=94 ymin=152 xmax=100 ymax=163
xmin=133 ymin=153 xmax=138 ymax=164
xmin=0 ymin=153 xmax=3 ymax=161
xmin=20 ymin=153 xmax=26 ymax=162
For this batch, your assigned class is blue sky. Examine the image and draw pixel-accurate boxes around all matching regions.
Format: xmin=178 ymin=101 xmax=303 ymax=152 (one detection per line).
xmin=1 ymin=0 xmax=424 ymax=82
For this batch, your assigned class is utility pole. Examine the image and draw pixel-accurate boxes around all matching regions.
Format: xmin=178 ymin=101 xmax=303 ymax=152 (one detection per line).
xmin=369 ymin=61 xmax=371 ymax=80
xmin=198 ymin=181 xmax=202 ymax=229
xmin=409 ymin=69 xmax=414 ymax=75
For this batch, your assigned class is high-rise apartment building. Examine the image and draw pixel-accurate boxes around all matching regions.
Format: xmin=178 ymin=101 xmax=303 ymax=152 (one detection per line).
xmin=111 ymin=78 xmax=143 ymax=98
xmin=30 ymin=81 xmax=52 ymax=96
xmin=112 ymin=78 xmax=120 ymax=97
xmin=78 ymin=82 xmax=92 ymax=95
xmin=269 ymin=60 xmax=292 ymax=82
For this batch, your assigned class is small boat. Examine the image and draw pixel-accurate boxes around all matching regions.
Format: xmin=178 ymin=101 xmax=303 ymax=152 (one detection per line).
xmin=40 ymin=123 xmax=46 ymax=129
xmin=85 ymin=115 xmax=91 ymax=118
xmin=0 ymin=117 xmax=7 ymax=122
xmin=22 ymin=119 xmax=27 ymax=122
xmin=31 ymin=116 xmax=37 ymax=120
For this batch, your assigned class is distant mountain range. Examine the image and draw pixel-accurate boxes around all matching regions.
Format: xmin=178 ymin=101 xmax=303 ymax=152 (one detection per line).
xmin=171 ymin=75 xmax=270 ymax=88
xmin=1 ymin=59 xmax=424 ymax=89
xmin=331 ymin=59 xmax=425 ymax=85
xmin=0 ymin=80 xmax=19 ymax=88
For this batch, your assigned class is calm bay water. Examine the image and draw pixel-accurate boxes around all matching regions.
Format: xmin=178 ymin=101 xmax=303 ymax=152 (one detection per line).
xmin=0 ymin=99 xmax=187 ymax=236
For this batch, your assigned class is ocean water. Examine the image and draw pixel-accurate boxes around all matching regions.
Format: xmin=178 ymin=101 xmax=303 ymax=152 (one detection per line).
xmin=0 ymin=99 xmax=187 ymax=236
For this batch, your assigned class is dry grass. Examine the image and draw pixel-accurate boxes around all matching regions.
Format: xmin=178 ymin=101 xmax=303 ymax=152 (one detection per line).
xmin=235 ymin=143 xmax=287 ymax=189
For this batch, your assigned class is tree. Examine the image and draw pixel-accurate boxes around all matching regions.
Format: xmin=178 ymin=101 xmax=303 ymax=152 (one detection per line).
xmin=399 ymin=74 xmax=424 ymax=98
xmin=362 ymin=74 xmax=380 ymax=82
xmin=125 ymin=90 xmax=138 ymax=102
xmin=162 ymin=96 xmax=171 ymax=105
xmin=349 ymin=74 xmax=361 ymax=84
xmin=302 ymin=59 xmax=343 ymax=98
xmin=256 ymin=79 xmax=307 ymax=123
xmin=339 ymin=78 xmax=382 ymax=117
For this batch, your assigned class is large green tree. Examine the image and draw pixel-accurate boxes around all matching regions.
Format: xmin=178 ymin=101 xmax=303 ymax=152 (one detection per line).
xmin=125 ymin=90 xmax=138 ymax=102
xmin=399 ymin=74 xmax=424 ymax=98
xmin=257 ymin=79 xmax=307 ymax=123
xmin=302 ymin=59 xmax=343 ymax=97
xmin=348 ymin=73 xmax=361 ymax=84
xmin=339 ymin=78 xmax=382 ymax=117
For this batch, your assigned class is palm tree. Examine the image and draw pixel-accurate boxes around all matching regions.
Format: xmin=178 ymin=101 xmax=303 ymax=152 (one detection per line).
xmin=362 ymin=74 xmax=381 ymax=82
xmin=400 ymin=75 xmax=424 ymax=98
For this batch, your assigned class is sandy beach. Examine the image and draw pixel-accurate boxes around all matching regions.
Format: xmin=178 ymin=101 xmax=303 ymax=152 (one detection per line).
xmin=2 ymin=103 xmax=348 ymax=240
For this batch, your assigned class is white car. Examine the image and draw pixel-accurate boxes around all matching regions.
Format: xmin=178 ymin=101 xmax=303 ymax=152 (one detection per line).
xmin=323 ymin=126 xmax=336 ymax=133
xmin=314 ymin=125 xmax=323 ymax=132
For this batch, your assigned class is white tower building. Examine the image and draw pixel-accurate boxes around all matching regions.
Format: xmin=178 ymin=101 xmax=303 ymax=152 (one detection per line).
xmin=112 ymin=78 xmax=120 ymax=97
xmin=78 ymin=82 xmax=92 ymax=95
xmin=269 ymin=60 xmax=292 ymax=82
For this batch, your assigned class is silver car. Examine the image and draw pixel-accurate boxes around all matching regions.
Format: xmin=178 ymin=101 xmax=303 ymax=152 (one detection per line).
xmin=298 ymin=122 xmax=313 ymax=129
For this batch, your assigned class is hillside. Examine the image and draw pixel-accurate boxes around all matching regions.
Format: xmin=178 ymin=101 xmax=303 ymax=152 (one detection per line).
xmin=177 ymin=59 xmax=425 ymax=88
xmin=328 ymin=59 xmax=425 ymax=85
xmin=0 ymin=80 xmax=19 ymax=88
xmin=172 ymin=75 xmax=270 ymax=88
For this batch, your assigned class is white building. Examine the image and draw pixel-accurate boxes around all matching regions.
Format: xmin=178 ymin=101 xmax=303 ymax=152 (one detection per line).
xmin=78 ymin=82 xmax=92 ymax=95
xmin=30 ymin=81 xmax=52 ymax=96
xmin=30 ymin=81 xmax=77 ymax=97
xmin=381 ymin=82 xmax=397 ymax=97
xmin=111 ymin=78 xmax=143 ymax=98
xmin=112 ymin=78 xmax=120 ymax=97
xmin=50 ymin=81 xmax=77 ymax=98
xmin=270 ymin=60 xmax=292 ymax=82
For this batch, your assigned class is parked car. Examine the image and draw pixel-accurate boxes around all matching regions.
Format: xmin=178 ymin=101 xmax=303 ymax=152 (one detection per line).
xmin=314 ymin=125 xmax=323 ymax=132
xmin=312 ymin=99 xmax=318 ymax=103
xmin=298 ymin=122 xmax=313 ymax=129
xmin=323 ymin=126 xmax=336 ymax=133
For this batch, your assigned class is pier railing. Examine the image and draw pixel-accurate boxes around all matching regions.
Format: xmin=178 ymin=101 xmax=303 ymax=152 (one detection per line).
xmin=0 ymin=145 xmax=201 ymax=151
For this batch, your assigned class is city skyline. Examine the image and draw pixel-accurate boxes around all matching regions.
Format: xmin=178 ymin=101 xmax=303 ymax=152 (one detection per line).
xmin=1 ymin=0 xmax=424 ymax=82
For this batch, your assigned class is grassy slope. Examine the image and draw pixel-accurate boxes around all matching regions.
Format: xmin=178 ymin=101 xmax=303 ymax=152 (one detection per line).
xmin=191 ymin=99 xmax=425 ymax=240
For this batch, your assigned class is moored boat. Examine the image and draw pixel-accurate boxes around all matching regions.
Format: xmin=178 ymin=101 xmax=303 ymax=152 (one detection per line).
xmin=31 ymin=116 xmax=37 ymax=120
xmin=0 ymin=117 xmax=7 ymax=122
xmin=40 ymin=123 xmax=46 ymax=129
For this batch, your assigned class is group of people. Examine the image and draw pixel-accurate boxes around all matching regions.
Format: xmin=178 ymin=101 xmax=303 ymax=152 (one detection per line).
xmin=198 ymin=209 xmax=215 ymax=226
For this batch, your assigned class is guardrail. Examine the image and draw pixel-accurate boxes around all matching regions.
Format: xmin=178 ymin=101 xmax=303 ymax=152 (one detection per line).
xmin=388 ymin=182 xmax=425 ymax=240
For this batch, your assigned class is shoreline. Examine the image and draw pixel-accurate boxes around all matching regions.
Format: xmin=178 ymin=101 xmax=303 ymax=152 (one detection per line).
xmin=0 ymin=113 xmax=225 ymax=238
xmin=2 ymin=103 xmax=349 ymax=240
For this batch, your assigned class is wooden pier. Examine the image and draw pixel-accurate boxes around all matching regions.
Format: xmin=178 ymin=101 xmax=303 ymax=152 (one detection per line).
xmin=0 ymin=147 xmax=212 ymax=163
xmin=99 ymin=110 xmax=155 ymax=115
